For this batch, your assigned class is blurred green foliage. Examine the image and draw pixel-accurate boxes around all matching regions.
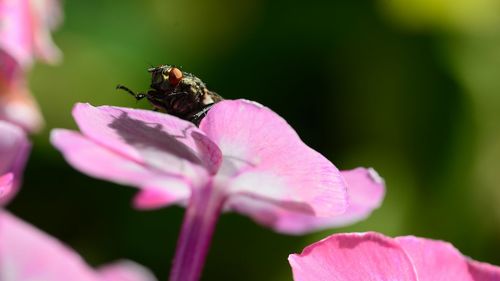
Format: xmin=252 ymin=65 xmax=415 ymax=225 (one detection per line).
xmin=7 ymin=0 xmax=500 ymax=280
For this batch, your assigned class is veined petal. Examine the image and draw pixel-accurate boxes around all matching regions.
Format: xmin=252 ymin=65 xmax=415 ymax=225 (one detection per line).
xmin=0 ymin=211 xmax=157 ymax=281
xmin=0 ymin=120 xmax=30 ymax=205
xmin=51 ymin=129 xmax=190 ymax=207
xmin=288 ymin=232 xmax=418 ymax=281
xmin=290 ymin=232 xmax=500 ymax=281
xmin=71 ymin=103 xmax=221 ymax=181
xmin=231 ymin=167 xmax=385 ymax=234
xmin=200 ymin=99 xmax=347 ymax=219
xmin=396 ymin=236 xmax=500 ymax=281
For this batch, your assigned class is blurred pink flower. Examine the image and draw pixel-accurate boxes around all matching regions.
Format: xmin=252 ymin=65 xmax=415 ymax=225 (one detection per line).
xmin=0 ymin=120 xmax=30 ymax=205
xmin=0 ymin=0 xmax=62 ymax=68
xmin=0 ymin=210 xmax=157 ymax=281
xmin=51 ymin=99 xmax=385 ymax=281
xmin=0 ymin=53 xmax=45 ymax=132
xmin=0 ymin=0 xmax=62 ymax=132
xmin=289 ymin=232 xmax=500 ymax=281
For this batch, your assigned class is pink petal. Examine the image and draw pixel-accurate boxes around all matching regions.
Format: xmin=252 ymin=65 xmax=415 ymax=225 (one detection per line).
xmin=233 ymin=167 xmax=385 ymax=234
xmin=0 ymin=121 xmax=26 ymax=173
xmin=288 ymin=232 xmax=418 ymax=281
xmin=200 ymin=99 xmax=347 ymax=222
xmin=331 ymin=167 xmax=385 ymax=225
xmin=0 ymin=0 xmax=61 ymax=68
xmin=32 ymin=0 xmax=63 ymax=31
xmin=0 ymin=120 xmax=30 ymax=205
xmin=133 ymin=188 xmax=186 ymax=210
xmin=467 ymin=260 xmax=500 ymax=280
xmin=0 ymin=173 xmax=13 ymax=199
xmin=51 ymin=129 xmax=190 ymax=207
xmin=0 ymin=0 xmax=34 ymax=67
xmin=0 ymin=72 xmax=45 ymax=132
xmin=0 ymin=211 xmax=158 ymax=281
xmin=71 ymin=103 xmax=221 ymax=180
xmin=396 ymin=236 xmax=500 ymax=281
xmin=30 ymin=0 xmax=63 ymax=64
xmin=0 ymin=49 xmax=20 ymax=83
xmin=0 ymin=211 xmax=100 ymax=281
xmin=98 ymin=260 xmax=157 ymax=281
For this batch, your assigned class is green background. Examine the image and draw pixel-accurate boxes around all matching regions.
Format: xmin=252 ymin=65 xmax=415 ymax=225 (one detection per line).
xmin=8 ymin=0 xmax=500 ymax=280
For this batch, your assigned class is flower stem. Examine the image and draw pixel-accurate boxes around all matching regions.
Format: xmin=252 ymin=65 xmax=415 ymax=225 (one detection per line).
xmin=169 ymin=181 xmax=224 ymax=281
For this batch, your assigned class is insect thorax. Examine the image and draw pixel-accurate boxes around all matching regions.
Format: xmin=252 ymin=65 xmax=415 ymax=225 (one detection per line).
xmin=149 ymin=73 xmax=211 ymax=118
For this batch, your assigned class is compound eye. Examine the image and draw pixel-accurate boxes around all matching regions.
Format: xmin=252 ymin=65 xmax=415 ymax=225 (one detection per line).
xmin=168 ymin=67 xmax=183 ymax=86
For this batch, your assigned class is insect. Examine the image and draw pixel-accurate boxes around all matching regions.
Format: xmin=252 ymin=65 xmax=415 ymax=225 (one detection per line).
xmin=117 ymin=65 xmax=223 ymax=125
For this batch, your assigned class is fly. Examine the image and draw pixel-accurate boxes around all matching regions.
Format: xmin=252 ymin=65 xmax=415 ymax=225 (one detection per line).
xmin=117 ymin=65 xmax=223 ymax=125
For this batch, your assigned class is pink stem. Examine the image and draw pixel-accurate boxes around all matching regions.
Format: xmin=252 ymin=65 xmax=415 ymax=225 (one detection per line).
xmin=169 ymin=181 xmax=224 ymax=281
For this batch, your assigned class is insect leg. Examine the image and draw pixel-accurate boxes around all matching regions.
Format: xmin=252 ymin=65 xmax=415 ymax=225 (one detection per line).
xmin=190 ymin=103 xmax=215 ymax=125
xmin=116 ymin=84 xmax=146 ymax=100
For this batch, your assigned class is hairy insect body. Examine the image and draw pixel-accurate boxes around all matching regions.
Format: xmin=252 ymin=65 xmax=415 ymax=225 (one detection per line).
xmin=117 ymin=65 xmax=223 ymax=125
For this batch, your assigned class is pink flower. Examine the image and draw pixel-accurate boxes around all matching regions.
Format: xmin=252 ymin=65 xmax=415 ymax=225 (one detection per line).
xmin=0 ymin=53 xmax=45 ymax=132
xmin=0 ymin=120 xmax=30 ymax=205
xmin=0 ymin=0 xmax=62 ymax=68
xmin=0 ymin=106 xmax=156 ymax=281
xmin=0 ymin=210 xmax=157 ymax=281
xmin=0 ymin=0 xmax=62 ymax=131
xmin=289 ymin=232 xmax=500 ymax=281
xmin=51 ymin=99 xmax=385 ymax=281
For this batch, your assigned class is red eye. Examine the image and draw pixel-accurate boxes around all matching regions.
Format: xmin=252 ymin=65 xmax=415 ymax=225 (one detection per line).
xmin=168 ymin=67 xmax=183 ymax=86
